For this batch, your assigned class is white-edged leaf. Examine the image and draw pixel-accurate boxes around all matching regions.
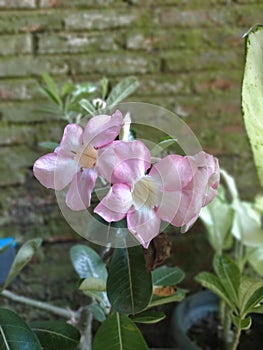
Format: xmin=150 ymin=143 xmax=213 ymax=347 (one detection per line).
xmin=242 ymin=25 xmax=263 ymax=187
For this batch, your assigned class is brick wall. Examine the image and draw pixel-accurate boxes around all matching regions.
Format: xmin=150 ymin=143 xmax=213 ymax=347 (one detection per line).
xmin=0 ymin=0 xmax=262 ymax=240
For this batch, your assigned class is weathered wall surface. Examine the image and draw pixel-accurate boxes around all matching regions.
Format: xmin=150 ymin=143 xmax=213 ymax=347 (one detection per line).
xmin=0 ymin=0 xmax=262 ymax=240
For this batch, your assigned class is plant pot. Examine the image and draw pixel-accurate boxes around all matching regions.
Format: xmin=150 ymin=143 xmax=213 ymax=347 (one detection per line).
xmin=0 ymin=237 xmax=16 ymax=285
xmin=171 ymin=290 xmax=219 ymax=350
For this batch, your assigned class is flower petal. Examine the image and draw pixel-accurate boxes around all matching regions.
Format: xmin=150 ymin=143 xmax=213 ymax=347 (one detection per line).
xmin=55 ymin=124 xmax=83 ymax=157
xmin=156 ymin=190 xmax=182 ymax=223
xmin=33 ymin=153 xmax=77 ymax=190
xmin=94 ymin=183 xmax=133 ymax=222
xmin=83 ymin=110 xmax=123 ymax=148
xmin=66 ymin=168 xmax=98 ymax=211
xmin=127 ymin=208 xmax=161 ymax=249
xmin=97 ymin=140 xmax=151 ymax=184
xmin=150 ymin=155 xmax=187 ymax=191
xmin=169 ymin=152 xmax=220 ymax=230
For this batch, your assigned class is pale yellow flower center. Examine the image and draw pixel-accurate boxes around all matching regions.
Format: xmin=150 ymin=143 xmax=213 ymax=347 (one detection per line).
xmin=132 ymin=176 xmax=160 ymax=210
xmin=75 ymin=145 xmax=98 ymax=169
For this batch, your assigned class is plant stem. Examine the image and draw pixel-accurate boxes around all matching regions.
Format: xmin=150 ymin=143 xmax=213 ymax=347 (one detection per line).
xmin=220 ymin=300 xmax=232 ymax=348
xmin=231 ymin=327 xmax=241 ymax=350
xmin=1 ymin=289 xmax=76 ymax=320
xmin=79 ymin=310 xmax=93 ymax=350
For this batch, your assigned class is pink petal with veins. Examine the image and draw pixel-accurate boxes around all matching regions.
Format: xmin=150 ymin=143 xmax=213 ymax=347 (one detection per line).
xmin=83 ymin=110 xmax=123 ymax=148
xmin=66 ymin=168 xmax=98 ymax=211
xmin=94 ymin=183 xmax=133 ymax=222
xmin=127 ymin=208 xmax=161 ymax=249
xmin=97 ymin=140 xmax=151 ymax=184
xmin=33 ymin=153 xmax=77 ymax=190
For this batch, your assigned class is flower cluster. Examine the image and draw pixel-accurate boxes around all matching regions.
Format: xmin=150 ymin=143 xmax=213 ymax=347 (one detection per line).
xmin=33 ymin=110 xmax=220 ymax=248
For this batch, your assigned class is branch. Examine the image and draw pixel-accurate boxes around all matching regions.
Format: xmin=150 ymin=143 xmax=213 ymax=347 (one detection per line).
xmin=1 ymin=289 xmax=77 ymax=320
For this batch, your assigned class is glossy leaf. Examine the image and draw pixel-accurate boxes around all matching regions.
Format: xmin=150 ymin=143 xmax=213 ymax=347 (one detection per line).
xmin=31 ymin=320 xmax=80 ymax=350
xmin=2 ymin=238 xmax=42 ymax=290
xmin=87 ymin=303 xmax=106 ymax=322
xmin=0 ymin=308 xmax=41 ymax=350
xmin=106 ymin=76 xmax=139 ymax=107
xmin=242 ymin=25 xmax=263 ymax=187
xmin=131 ymin=310 xmax=166 ymax=324
xmin=70 ymin=245 xmax=107 ymax=280
xmin=70 ymin=245 xmax=110 ymax=310
xmin=81 ymin=289 xmax=110 ymax=311
xmin=93 ymin=312 xmax=148 ymax=350
xmin=213 ymin=254 xmax=240 ymax=306
xmin=152 ymin=265 xmax=185 ymax=286
xmin=107 ymin=246 xmax=152 ymax=314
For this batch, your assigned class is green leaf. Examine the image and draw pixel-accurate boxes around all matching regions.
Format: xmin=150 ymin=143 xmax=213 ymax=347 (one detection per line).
xmin=231 ymin=313 xmax=252 ymax=330
xmin=242 ymin=25 xmax=263 ymax=187
xmin=101 ymin=76 xmax=109 ymax=100
xmin=70 ymin=245 xmax=110 ymax=309
xmin=231 ymin=199 xmax=263 ymax=246
xmin=79 ymin=99 xmax=97 ymax=116
xmin=2 ymin=238 xmax=42 ymax=290
xmin=131 ymin=310 xmax=166 ymax=324
xmin=87 ymin=303 xmax=106 ymax=322
xmin=93 ymin=312 xmax=148 ymax=350
xmin=239 ymin=276 xmax=263 ymax=315
xmin=220 ymin=169 xmax=239 ymax=200
xmin=70 ymin=245 xmax=107 ymax=280
xmin=61 ymin=82 xmax=76 ymax=97
xmin=40 ymin=73 xmax=62 ymax=107
xmin=213 ymin=254 xmax=240 ymax=306
xmin=79 ymin=277 xmax=106 ymax=291
xmin=195 ymin=272 xmax=234 ymax=308
xmin=31 ymin=320 xmax=80 ymax=350
xmin=152 ymin=265 xmax=185 ymax=286
xmin=81 ymin=289 xmax=110 ymax=311
xmin=200 ymin=185 xmax=233 ymax=252
xmin=0 ymin=308 xmax=41 ymax=350
xmin=251 ymin=304 xmax=263 ymax=314
xmin=106 ymin=76 xmax=139 ymax=107
xmin=72 ymin=83 xmax=96 ymax=99
xmin=107 ymin=246 xmax=152 ymax=314
xmin=149 ymin=288 xmax=185 ymax=307
xmin=246 ymin=246 xmax=263 ymax=275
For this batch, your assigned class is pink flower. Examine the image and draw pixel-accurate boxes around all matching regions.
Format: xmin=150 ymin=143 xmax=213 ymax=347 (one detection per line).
xmin=33 ymin=110 xmax=123 ymax=211
xmin=95 ymin=141 xmax=219 ymax=248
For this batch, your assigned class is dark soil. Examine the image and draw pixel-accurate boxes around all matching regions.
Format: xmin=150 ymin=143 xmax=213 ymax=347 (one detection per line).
xmin=187 ymin=312 xmax=263 ymax=350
